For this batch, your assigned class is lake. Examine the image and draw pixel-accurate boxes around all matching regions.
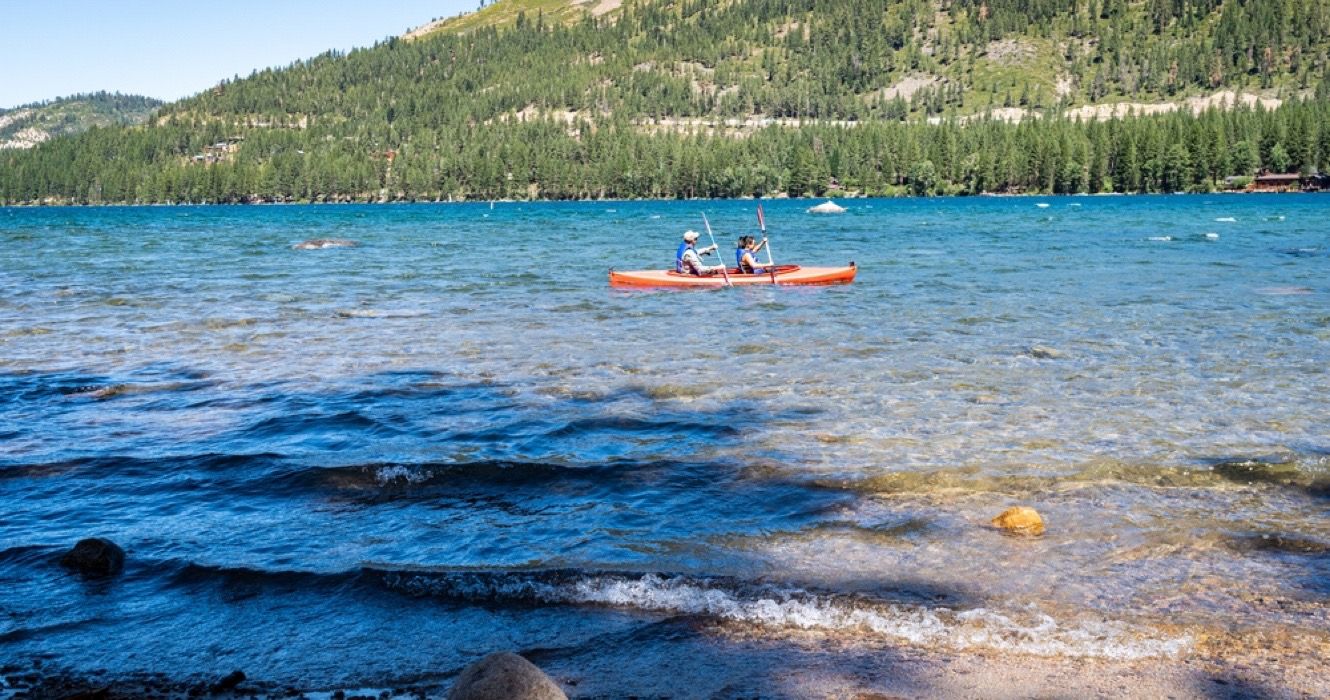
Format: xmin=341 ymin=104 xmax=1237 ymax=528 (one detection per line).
xmin=1 ymin=195 xmax=1327 ymax=695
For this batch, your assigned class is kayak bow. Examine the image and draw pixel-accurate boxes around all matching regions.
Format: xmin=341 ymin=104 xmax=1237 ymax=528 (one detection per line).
xmin=609 ymin=263 xmax=856 ymax=288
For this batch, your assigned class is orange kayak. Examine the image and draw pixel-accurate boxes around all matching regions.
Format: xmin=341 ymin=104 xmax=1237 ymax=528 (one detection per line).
xmin=609 ymin=263 xmax=856 ymax=288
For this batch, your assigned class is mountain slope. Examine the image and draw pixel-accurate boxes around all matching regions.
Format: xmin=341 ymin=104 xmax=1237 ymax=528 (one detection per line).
xmin=178 ymin=0 xmax=1328 ymax=125
xmin=3 ymin=0 xmax=1329 ymax=203
xmin=0 ymin=92 xmax=162 ymax=150
xmin=405 ymin=0 xmax=623 ymax=38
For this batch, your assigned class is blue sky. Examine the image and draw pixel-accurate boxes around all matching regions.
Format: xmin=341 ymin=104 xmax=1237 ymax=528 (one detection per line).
xmin=1 ymin=0 xmax=476 ymax=108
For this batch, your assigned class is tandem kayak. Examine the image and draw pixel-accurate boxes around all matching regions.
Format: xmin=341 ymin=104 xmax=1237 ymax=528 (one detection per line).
xmin=609 ymin=263 xmax=856 ymax=288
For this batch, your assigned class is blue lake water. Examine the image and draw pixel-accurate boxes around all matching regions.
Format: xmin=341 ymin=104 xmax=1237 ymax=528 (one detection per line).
xmin=1 ymin=195 xmax=1327 ymax=693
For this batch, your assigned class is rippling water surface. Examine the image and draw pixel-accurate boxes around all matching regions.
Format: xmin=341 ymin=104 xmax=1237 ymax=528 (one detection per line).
xmin=2 ymin=196 xmax=1328 ymax=692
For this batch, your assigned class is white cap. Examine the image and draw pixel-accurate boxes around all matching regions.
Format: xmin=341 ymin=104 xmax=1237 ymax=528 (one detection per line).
xmin=683 ymin=230 xmax=700 ymax=242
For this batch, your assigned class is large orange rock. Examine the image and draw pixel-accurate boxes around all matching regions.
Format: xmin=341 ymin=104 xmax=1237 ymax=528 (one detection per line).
xmin=991 ymin=506 xmax=1045 ymax=535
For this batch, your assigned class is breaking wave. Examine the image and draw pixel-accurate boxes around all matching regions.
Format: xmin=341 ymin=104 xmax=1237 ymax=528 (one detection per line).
xmin=381 ymin=570 xmax=1190 ymax=660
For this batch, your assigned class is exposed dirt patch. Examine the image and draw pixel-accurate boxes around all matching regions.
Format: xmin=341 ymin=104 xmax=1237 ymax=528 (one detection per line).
xmin=984 ymin=39 xmax=1038 ymax=65
xmin=403 ymin=17 xmax=451 ymax=40
xmin=874 ymin=75 xmax=940 ymax=101
xmin=0 ymin=109 xmax=34 ymax=130
xmin=677 ymin=61 xmax=715 ymax=76
xmin=503 ymin=105 xmax=587 ymax=125
xmin=1065 ymin=90 xmax=1283 ymax=120
xmin=1055 ymin=75 xmax=1074 ymax=98
xmin=774 ymin=20 xmax=800 ymax=39
xmin=0 ymin=127 xmax=50 ymax=150
xmin=586 ymin=0 xmax=622 ymax=16
xmin=984 ymin=107 xmax=1034 ymax=122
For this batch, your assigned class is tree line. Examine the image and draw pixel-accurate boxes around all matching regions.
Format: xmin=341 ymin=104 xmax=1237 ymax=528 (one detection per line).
xmin=4 ymin=98 xmax=1326 ymax=203
xmin=2 ymin=0 xmax=1328 ymax=203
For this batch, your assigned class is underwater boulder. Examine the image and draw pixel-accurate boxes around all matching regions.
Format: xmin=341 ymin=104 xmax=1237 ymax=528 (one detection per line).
xmin=59 ymin=538 xmax=125 ymax=576
xmin=1212 ymin=455 xmax=1301 ymax=486
xmin=991 ymin=506 xmax=1045 ymax=536
xmin=1026 ymin=345 xmax=1064 ymax=360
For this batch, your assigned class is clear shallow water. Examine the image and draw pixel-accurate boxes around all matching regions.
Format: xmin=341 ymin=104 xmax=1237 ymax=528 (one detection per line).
xmin=1 ymin=196 xmax=1328 ymax=691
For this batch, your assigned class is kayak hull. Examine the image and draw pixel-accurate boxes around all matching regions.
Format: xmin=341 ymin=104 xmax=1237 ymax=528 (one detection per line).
xmin=609 ymin=263 xmax=856 ymax=288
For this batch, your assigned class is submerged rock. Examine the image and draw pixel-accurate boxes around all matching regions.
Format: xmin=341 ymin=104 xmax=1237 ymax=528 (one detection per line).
xmin=292 ymin=238 xmax=358 ymax=250
xmin=447 ymin=652 xmax=566 ymax=700
xmin=209 ymin=670 xmax=246 ymax=693
xmin=58 ymin=538 xmax=125 ymax=576
xmin=1225 ymin=532 xmax=1330 ymax=556
xmin=1026 ymin=345 xmax=1064 ymax=360
xmin=1212 ymin=455 xmax=1301 ymax=485
xmin=991 ymin=506 xmax=1045 ymax=536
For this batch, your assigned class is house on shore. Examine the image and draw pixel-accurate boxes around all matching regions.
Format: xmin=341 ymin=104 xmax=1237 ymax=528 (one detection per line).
xmin=1241 ymin=171 xmax=1330 ymax=192
xmin=1251 ymin=172 xmax=1302 ymax=192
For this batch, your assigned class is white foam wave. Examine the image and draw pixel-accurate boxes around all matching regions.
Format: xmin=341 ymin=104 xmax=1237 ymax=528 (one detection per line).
xmin=1255 ymin=285 xmax=1314 ymax=296
xmin=372 ymin=465 xmax=432 ymax=485
xmin=1148 ymin=236 xmax=1173 ymax=241
xmin=1215 ymin=216 xmax=1236 ymax=222
xmin=386 ymin=573 xmax=1189 ymax=660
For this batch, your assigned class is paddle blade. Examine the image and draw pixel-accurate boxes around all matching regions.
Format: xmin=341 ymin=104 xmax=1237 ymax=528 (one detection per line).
xmin=756 ymin=204 xmax=766 ymax=232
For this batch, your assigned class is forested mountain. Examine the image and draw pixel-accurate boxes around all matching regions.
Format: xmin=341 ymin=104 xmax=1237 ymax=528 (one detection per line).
xmin=3 ymin=0 xmax=1329 ymax=203
xmin=0 ymin=93 xmax=162 ymax=150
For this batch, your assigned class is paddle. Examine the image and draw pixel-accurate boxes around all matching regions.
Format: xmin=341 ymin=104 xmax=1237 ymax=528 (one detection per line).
xmin=757 ymin=204 xmax=777 ymax=284
xmin=701 ymin=213 xmax=732 ymax=287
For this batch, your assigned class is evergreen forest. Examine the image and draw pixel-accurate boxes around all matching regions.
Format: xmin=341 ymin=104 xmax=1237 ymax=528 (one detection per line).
xmin=3 ymin=0 xmax=1329 ymax=203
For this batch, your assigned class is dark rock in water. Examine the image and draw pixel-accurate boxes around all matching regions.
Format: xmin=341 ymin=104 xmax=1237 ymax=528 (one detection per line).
xmin=1212 ymin=455 xmax=1301 ymax=485
xmin=292 ymin=238 xmax=358 ymax=250
xmin=1025 ymin=345 xmax=1064 ymax=360
xmin=210 ymin=670 xmax=246 ymax=694
xmin=58 ymin=538 xmax=124 ymax=576
xmin=1226 ymin=532 xmax=1330 ymax=556
xmin=447 ymin=652 xmax=567 ymax=700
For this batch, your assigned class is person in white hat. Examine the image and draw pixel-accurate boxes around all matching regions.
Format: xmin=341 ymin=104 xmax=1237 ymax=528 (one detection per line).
xmin=675 ymin=230 xmax=723 ymax=275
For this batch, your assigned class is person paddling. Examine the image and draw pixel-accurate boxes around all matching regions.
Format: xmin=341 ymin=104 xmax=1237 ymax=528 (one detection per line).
xmin=676 ymin=230 xmax=723 ymax=276
xmin=735 ymin=235 xmax=769 ymax=274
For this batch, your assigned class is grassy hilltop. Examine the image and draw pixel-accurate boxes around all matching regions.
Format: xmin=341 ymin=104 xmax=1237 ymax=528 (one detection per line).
xmin=3 ymin=0 xmax=1329 ymax=203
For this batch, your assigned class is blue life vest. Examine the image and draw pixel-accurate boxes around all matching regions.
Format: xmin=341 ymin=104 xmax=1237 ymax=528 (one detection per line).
xmin=675 ymin=242 xmax=690 ymax=273
xmin=736 ymin=248 xmax=764 ymax=274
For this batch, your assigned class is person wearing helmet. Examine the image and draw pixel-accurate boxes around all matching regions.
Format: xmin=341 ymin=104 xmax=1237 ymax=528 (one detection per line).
xmin=675 ymin=230 xmax=723 ymax=275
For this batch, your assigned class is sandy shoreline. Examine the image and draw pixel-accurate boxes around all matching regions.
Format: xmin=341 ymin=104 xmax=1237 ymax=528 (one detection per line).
xmin=7 ymin=631 xmax=1328 ymax=699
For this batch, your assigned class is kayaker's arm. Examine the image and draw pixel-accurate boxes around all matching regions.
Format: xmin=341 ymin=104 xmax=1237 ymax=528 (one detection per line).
xmin=680 ymin=248 xmax=725 ymax=275
xmin=739 ymin=251 xmax=767 ymax=274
